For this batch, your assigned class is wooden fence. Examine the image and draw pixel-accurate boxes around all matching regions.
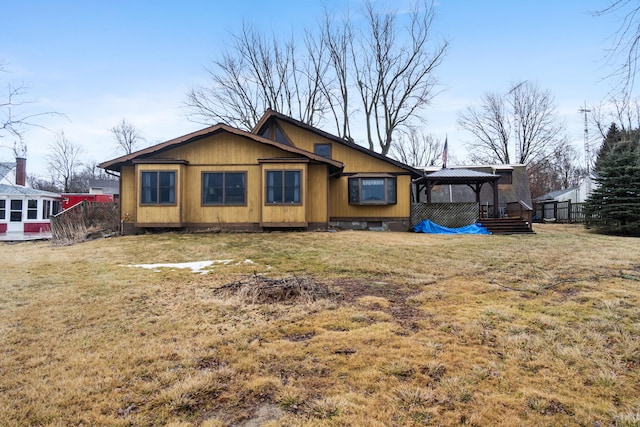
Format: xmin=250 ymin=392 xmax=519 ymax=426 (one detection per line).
xmin=534 ymin=201 xmax=586 ymax=223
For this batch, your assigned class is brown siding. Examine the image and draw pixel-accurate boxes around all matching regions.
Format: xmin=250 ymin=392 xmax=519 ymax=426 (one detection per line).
xmin=120 ymin=166 xmax=136 ymax=225
xmin=277 ymin=119 xmax=413 ymax=221
xmin=160 ymin=133 xmax=289 ymax=165
xmin=308 ymin=164 xmax=329 ymax=224
xmin=329 ymin=174 xmax=412 ymax=218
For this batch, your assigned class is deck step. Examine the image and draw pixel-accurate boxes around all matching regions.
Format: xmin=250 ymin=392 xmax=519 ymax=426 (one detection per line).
xmin=478 ymin=218 xmax=535 ymax=234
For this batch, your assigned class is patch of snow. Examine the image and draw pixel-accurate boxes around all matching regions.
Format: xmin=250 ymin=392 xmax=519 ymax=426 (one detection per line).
xmin=127 ymin=260 xmax=230 ymax=275
xmin=126 ymin=259 xmax=260 ymax=274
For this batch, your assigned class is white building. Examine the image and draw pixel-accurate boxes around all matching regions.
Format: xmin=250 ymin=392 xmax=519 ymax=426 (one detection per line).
xmin=0 ymin=157 xmax=61 ymax=239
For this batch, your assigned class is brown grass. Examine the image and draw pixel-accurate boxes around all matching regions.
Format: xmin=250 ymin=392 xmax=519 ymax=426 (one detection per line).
xmin=1 ymin=224 xmax=640 ymax=426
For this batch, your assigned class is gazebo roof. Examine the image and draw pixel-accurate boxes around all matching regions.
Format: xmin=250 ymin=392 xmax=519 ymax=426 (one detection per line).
xmin=414 ymin=168 xmax=500 ymax=185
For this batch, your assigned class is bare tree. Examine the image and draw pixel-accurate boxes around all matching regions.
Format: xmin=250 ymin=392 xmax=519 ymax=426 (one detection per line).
xmin=185 ymin=1 xmax=448 ymax=156
xmin=595 ymin=1 xmax=640 ymax=100
xmin=510 ymin=81 xmax=564 ymax=164
xmin=458 ymin=92 xmax=511 ymax=164
xmin=72 ymin=161 xmax=116 ymax=193
xmin=1 ymin=59 xmax=65 ymax=146
xmin=353 ymin=0 xmax=448 ymax=155
xmin=590 ymin=96 xmax=640 ymax=139
xmin=528 ymin=141 xmax=587 ymax=200
xmin=46 ymin=131 xmax=83 ymax=193
xmin=319 ymin=9 xmax=354 ymax=142
xmin=28 ymin=174 xmax=62 ymax=193
xmin=389 ymin=129 xmax=442 ymax=167
xmin=459 ymin=81 xmax=564 ymax=165
xmin=111 ymin=118 xmax=145 ymax=155
xmin=186 ymin=22 xmax=327 ymax=130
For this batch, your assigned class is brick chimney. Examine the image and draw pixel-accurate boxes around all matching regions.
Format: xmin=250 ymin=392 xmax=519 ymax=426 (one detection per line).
xmin=15 ymin=157 xmax=26 ymax=186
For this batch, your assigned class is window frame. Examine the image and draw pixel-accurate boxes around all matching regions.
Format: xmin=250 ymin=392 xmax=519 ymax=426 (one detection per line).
xmin=314 ymin=143 xmax=332 ymax=158
xmin=140 ymin=170 xmax=177 ymax=205
xmin=27 ymin=199 xmax=38 ymax=220
xmin=348 ymin=176 xmax=397 ymax=205
xmin=0 ymin=199 xmax=5 ymax=220
xmin=10 ymin=199 xmax=23 ymax=222
xmin=259 ymin=123 xmax=292 ymax=145
xmin=496 ymin=170 xmax=512 ymax=184
xmin=42 ymin=200 xmax=52 ymax=220
xmin=202 ymin=171 xmax=247 ymax=206
xmin=265 ymin=170 xmax=302 ymax=205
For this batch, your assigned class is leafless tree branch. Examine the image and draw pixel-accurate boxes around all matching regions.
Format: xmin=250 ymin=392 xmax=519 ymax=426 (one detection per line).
xmin=111 ymin=118 xmax=145 ymax=155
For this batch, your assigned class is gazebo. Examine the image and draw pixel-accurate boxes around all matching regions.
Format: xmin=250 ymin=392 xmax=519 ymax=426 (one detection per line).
xmin=413 ymin=168 xmax=501 ymax=218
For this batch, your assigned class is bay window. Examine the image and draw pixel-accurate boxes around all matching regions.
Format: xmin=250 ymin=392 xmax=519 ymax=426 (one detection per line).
xmin=348 ymin=176 xmax=397 ymax=205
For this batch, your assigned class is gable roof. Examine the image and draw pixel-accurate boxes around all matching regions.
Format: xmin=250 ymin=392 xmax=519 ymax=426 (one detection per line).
xmin=0 ymin=183 xmax=61 ymax=198
xmin=537 ymin=187 xmax=578 ymax=201
xmin=98 ymin=123 xmax=344 ymax=174
xmin=253 ymin=109 xmax=423 ymax=178
xmin=0 ymin=162 xmax=15 ymax=182
xmin=414 ymin=168 xmax=500 ymax=185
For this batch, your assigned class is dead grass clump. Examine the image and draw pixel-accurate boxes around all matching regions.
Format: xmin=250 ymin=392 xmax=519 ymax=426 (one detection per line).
xmin=213 ymin=274 xmax=339 ymax=304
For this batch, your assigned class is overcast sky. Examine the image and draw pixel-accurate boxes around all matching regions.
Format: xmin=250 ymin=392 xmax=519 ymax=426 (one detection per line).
xmin=1 ymin=0 xmax=623 ymax=178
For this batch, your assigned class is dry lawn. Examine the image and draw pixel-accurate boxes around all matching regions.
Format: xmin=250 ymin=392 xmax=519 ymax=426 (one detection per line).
xmin=1 ymin=224 xmax=639 ymax=426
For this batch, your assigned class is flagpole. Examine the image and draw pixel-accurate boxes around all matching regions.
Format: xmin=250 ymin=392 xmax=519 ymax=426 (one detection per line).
xmin=442 ymin=135 xmax=452 ymax=201
xmin=442 ymin=135 xmax=448 ymax=169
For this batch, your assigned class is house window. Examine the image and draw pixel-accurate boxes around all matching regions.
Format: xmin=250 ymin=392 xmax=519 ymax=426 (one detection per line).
xmin=202 ymin=172 xmax=246 ymax=205
xmin=42 ymin=200 xmax=51 ymax=219
xmin=266 ymin=170 xmax=301 ymax=204
xmin=496 ymin=170 xmax=512 ymax=184
xmin=141 ymin=171 xmax=176 ymax=204
xmin=260 ymin=124 xmax=292 ymax=145
xmin=314 ymin=143 xmax=332 ymax=158
xmin=27 ymin=200 xmax=38 ymax=220
xmin=348 ymin=176 xmax=397 ymax=205
xmin=10 ymin=200 xmax=22 ymax=222
xmin=0 ymin=200 xmax=5 ymax=220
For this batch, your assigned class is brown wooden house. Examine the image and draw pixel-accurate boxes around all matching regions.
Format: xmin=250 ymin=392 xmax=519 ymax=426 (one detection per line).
xmin=98 ymin=110 xmax=422 ymax=234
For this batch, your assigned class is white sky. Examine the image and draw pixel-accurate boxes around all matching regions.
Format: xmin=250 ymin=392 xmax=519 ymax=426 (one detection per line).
xmin=1 ymin=0 xmax=624 ymax=178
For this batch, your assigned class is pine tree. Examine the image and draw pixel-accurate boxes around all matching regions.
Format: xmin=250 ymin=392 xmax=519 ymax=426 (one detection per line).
xmin=594 ymin=123 xmax=621 ymax=172
xmin=584 ymin=139 xmax=640 ymax=236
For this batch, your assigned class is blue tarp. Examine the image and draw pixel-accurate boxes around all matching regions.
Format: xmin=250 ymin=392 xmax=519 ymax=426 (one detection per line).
xmin=412 ymin=219 xmax=491 ymax=235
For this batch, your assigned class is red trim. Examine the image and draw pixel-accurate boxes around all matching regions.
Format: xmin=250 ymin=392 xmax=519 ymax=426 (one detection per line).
xmin=24 ymin=222 xmax=51 ymax=233
xmin=0 ymin=223 xmax=6 ymax=233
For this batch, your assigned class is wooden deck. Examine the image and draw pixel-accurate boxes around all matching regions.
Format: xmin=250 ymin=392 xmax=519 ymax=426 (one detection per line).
xmin=478 ymin=218 xmax=535 ymax=234
xmin=0 ymin=231 xmax=53 ymax=242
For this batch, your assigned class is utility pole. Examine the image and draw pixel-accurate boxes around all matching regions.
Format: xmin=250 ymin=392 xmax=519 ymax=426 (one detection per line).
xmin=578 ymin=102 xmax=591 ymax=174
xmin=578 ymin=102 xmax=592 ymax=195
xmin=508 ymin=81 xmax=527 ymax=164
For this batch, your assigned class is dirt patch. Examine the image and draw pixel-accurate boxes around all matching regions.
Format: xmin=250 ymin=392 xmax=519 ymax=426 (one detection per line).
xmin=215 ymin=275 xmax=427 ymax=330
xmin=331 ymin=278 xmax=427 ymax=331
xmin=239 ymin=403 xmax=284 ymax=426
xmin=215 ymin=274 xmax=340 ymax=304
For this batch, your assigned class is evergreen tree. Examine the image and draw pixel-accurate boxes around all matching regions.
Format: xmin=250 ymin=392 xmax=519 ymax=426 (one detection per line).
xmin=594 ymin=123 xmax=621 ymax=172
xmin=584 ymin=139 xmax=640 ymax=236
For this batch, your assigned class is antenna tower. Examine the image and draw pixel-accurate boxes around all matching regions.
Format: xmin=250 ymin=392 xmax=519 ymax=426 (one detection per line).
xmin=578 ymin=102 xmax=591 ymax=173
